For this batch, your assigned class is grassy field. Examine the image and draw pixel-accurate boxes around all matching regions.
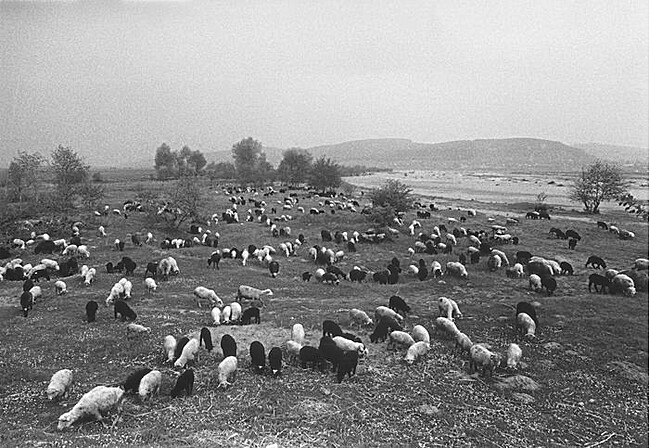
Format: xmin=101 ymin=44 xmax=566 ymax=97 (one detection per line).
xmin=0 ymin=170 xmax=647 ymax=447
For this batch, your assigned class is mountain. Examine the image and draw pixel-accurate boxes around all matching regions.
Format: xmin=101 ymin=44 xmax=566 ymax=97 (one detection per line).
xmin=573 ymin=143 xmax=649 ymax=166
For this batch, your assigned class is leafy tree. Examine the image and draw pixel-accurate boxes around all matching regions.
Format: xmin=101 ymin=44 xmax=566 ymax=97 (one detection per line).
xmin=155 ymin=143 xmax=207 ymax=179
xmin=7 ymin=151 xmax=44 ymax=203
xmin=617 ymin=193 xmax=649 ymax=221
xmin=309 ymin=156 xmax=342 ymax=192
xmin=569 ymin=160 xmax=628 ymax=214
xmin=154 ymin=143 xmax=178 ymax=180
xmin=369 ymin=179 xmax=413 ymax=213
xmin=277 ymin=148 xmax=313 ymax=185
xmin=206 ymin=162 xmax=236 ymax=181
xmin=78 ymin=181 xmax=106 ymax=211
xmin=50 ymin=145 xmax=90 ymax=208
xmin=231 ymin=137 xmax=266 ymax=186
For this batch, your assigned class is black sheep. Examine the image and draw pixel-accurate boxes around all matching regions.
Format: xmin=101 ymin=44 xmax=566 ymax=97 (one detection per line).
xmin=221 ymin=334 xmax=237 ymax=358
xmin=174 ymin=337 xmax=190 ymax=360
xmin=588 ymin=274 xmax=610 ymax=293
xmin=565 ymin=229 xmax=581 ymax=240
xmin=336 ymin=350 xmax=359 ymax=383
xmin=301 ymin=271 xmax=312 ymax=282
xmin=389 ymin=257 xmax=402 ymax=272
xmin=123 ymin=368 xmax=152 ymax=394
xmin=30 ymin=268 xmax=50 ymax=282
xmin=349 ymin=269 xmax=367 ymax=283
xmin=70 ymin=235 xmax=82 ymax=247
xmin=116 ymin=240 xmax=125 ymax=251
xmin=380 ymin=315 xmax=403 ymax=332
xmin=240 ymin=307 xmax=260 ymax=325
xmin=120 ymin=256 xmax=137 ymax=275
xmin=269 ymin=261 xmax=280 ymax=278
xmin=199 ymin=327 xmax=213 ymax=352
xmin=387 ymin=265 xmax=400 ymax=284
xmin=370 ymin=319 xmax=390 ymax=343
xmin=321 ymin=272 xmax=340 ymax=284
xmin=131 ymin=234 xmax=142 ymax=246
xmin=34 ymin=240 xmax=55 ymax=255
xmin=268 ymin=347 xmax=282 ymax=376
xmin=417 ymin=260 xmax=429 ymax=281
xmin=560 ymin=261 xmax=574 ymax=275
xmin=596 ymin=221 xmax=608 ymax=230
xmin=470 ymin=252 xmax=481 ymax=264
xmin=321 ymin=230 xmax=332 ymax=242
xmin=347 ymin=241 xmax=356 ymax=252
xmin=568 ymin=238 xmax=578 ymax=250
xmin=299 ymin=346 xmax=326 ymax=372
xmin=144 ymin=262 xmax=157 ymax=278
xmin=170 ymin=369 xmax=194 ymax=398
xmin=541 ymin=276 xmax=557 ymax=295
xmin=388 ymin=295 xmax=411 ymax=315
xmin=318 ymin=336 xmax=343 ymax=373
xmin=515 ymin=302 xmax=538 ymax=327
xmin=207 ymin=252 xmax=221 ymax=269
xmin=85 ymin=300 xmax=98 ymax=322
xmin=114 ymin=299 xmax=137 ymax=321
xmin=458 ymin=254 xmax=467 ymax=266
xmin=326 ymin=265 xmax=346 ymax=279
xmin=20 ymin=291 xmax=33 ymax=317
xmin=106 ymin=262 xmax=114 ymax=274
xmin=585 ymin=255 xmax=606 ymax=269
xmin=22 ymin=278 xmax=34 ymax=292
xmin=516 ymin=251 xmax=533 ymax=265
xmin=341 ymin=332 xmax=362 ymax=343
xmin=249 ymin=341 xmax=266 ymax=374
xmin=322 ymin=320 xmax=343 ymax=338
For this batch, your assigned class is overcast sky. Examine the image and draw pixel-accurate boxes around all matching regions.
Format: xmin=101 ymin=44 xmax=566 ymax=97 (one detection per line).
xmin=0 ymin=0 xmax=647 ymax=166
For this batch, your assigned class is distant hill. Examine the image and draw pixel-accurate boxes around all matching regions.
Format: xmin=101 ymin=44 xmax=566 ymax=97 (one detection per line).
xmin=573 ymin=143 xmax=649 ymax=167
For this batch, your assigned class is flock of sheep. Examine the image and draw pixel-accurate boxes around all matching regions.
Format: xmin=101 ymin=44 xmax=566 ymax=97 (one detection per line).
xmin=0 ymin=184 xmax=647 ymax=433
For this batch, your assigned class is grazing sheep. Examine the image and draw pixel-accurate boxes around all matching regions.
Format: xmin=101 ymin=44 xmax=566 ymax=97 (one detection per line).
xmin=217 ymin=356 xmax=238 ymax=389
xmin=604 ymin=269 xmax=619 ymax=281
xmin=585 ymin=255 xmax=607 ymax=269
xmin=349 ymin=308 xmax=373 ymax=327
xmin=138 ymin=370 xmax=162 ymax=401
xmin=487 ymin=254 xmax=502 ymax=271
xmin=568 ymin=238 xmax=578 ymax=250
xmin=517 ymin=313 xmax=537 ymax=339
xmin=529 ymin=274 xmax=542 ymax=292
xmin=268 ymin=260 xmax=280 ymax=278
xmin=221 ymin=305 xmax=232 ymax=324
xmin=375 ymin=306 xmax=404 ymax=324
xmin=404 ymin=341 xmax=430 ymax=365
xmin=250 ymin=341 xmax=266 ymax=373
xmin=332 ymin=336 xmax=368 ymax=357
xmin=28 ymin=285 xmax=42 ymax=302
xmin=127 ymin=323 xmax=151 ymax=338
xmin=174 ymin=338 xmax=200 ymax=368
xmin=301 ymin=271 xmax=312 ymax=281
xmin=411 ymin=325 xmax=431 ymax=344
xmin=123 ymin=368 xmax=152 ymax=394
xmin=541 ymin=276 xmax=557 ymax=295
xmin=170 ymin=369 xmax=194 ymax=398
xmin=163 ymin=335 xmax=177 ymax=363
xmin=199 ymin=327 xmax=214 ymax=351
xmin=221 ymin=334 xmax=237 ymax=358
xmin=86 ymin=300 xmax=98 ymax=323
xmin=434 ymin=317 xmax=459 ymax=338
xmin=445 ymin=261 xmax=468 ymax=278
xmin=336 ymin=350 xmax=359 ymax=383
xmin=106 ymin=283 xmax=124 ymax=307
xmin=505 ymin=343 xmax=522 ymax=369
xmin=438 ymin=297 xmax=459 ymax=321
xmin=560 ymin=262 xmax=574 ymax=275
xmin=634 ymin=258 xmax=649 ymax=271
xmin=387 ymin=331 xmax=416 ymax=350
xmin=291 ymin=323 xmax=305 ymax=344
xmin=208 ymin=307 xmax=221 ymax=326
xmin=300 ymin=346 xmax=326 ymax=372
xmin=370 ymin=319 xmax=390 ymax=343
xmin=54 ymin=280 xmax=67 ymax=296
xmin=455 ymin=332 xmax=473 ymax=355
xmin=229 ymin=302 xmax=242 ymax=323
xmin=431 ymin=260 xmax=443 ymax=277
xmin=114 ymin=300 xmax=136 ymax=321
xmin=490 ymin=249 xmax=510 ymax=266
xmin=144 ymin=277 xmax=157 ymax=294
xmin=47 ymin=369 xmax=74 ymax=401
xmin=122 ymin=280 xmax=133 ymax=299
xmin=286 ymin=340 xmax=303 ymax=363
xmin=619 ymin=230 xmax=635 ymax=240
xmin=237 ymin=285 xmax=273 ymax=304
xmin=83 ymin=268 xmax=96 ymax=286
xmin=516 ymin=302 xmax=539 ymax=326
xmin=268 ymin=347 xmax=282 ymax=376
xmin=57 ymin=386 xmax=124 ymax=431
xmin=240 ymin=307 xmax=260 ymax=325
xmin=193 ymin=286 xmax=223 ymax=308
xmin=174 ymin=337 xmax=190 ymax=361
xmin=469 ymin=344 xmax=502 ymax=377
xmin=388 ymin=295 xmax=411 ymax=315
xmin=588 ymin=274 xmax=610 ymax=293
xmin=611 ymin=274 xmax=636 ymax=296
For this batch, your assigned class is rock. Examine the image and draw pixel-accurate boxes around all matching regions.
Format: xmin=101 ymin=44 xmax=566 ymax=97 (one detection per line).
xmin=417 ymin=404 xmax=440 ymax=416
xmin=544 ymin=342 xmax=562 ymax=350
xmin=494 ymin=375 xmax=541 ymax=392
xmin=511 ymin=392 xmax=535 ymax=404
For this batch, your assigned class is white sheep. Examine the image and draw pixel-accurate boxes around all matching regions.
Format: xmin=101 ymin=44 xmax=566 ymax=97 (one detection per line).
xmin=138 ymin=370 xmax=162 ymax=401
xmin=446 ymin=234 xmax=457 ymax=246
xmin=40 ymin=258 xmax=60 ymax=271
xmin=612 ymin=274 xmax=636 ymax=296
xmin=54 ymin=280 xmax=67 ymax=296
xmin=468 ymin=235 xmax=481 ymax=247
xmin=505 ymin=343 xmax=522 ymax=369
xmin=434 ymin=317 xmax=460 ymax=338
xmin=445 ymin=261 xmax=468 ymax=278
xmin=230 ymin=302 xmax=242 ymax=322
xmin=84 ymin=268 xmax=96 ymax=286
xmin=217 ymin=356 xmax=238 ymax=389
xmin=375 ymin=306 xmax=404 ymax=324
xmin=105 ymin=283 xmax=124 ymax=306
xmin=411 ymin=325 xmax=430 ymax=344
xmin=211 ymin=307 xmax=222 ymax=325
xmin=286 ymin=340 xmax=303 ymax=363
xmin=387 ymin=331 xmax=415 ymax=350
xmin=490 ymin=249 xmax=509 ymax=266
xmin=469 ymin=344 xmax=502 ymax=376
xmin=221 ymin=305 xmax=232 ymax=324
xmin=516 ymin=313 xmax=537 ymax=339
xmin=291 ymin=323 xmax=305 ymax=345
xmin=29 ymin=286 xmax=42 ymax=302
xmin=193 ymin=286 xmax=223 ymax=308
xmin=237 ymin=285 xmax=273 ymax=304
xmin=547 ymin=260 xmax=562 ymax=276
xmin=455 ymin=332 xmax=473 ymax=355
xmin=487 ymin=254 xmax=502 ymax=271
xmin=404 ymin=341 xmax=430 ymax=365
xmin=512 ymin=263 xmax=525 ymax=278
xmin=61 ymin=245 xmax=78 ymax=256
xmin=76 ymin=245 xmax=90 ymax=258
xmin=144 ymin=277 xmax=157 ymax=294
xmin=174 ymin=338 xmax=199 ymax=368
xmin=332 ymin=336 xmax=368 ymax=357
xmin=438 ymin=297 xmax=455 ymax=320
xmin=163 ymin=335 xmax=177 ymax=363
xmin=349 ymin=308 xmax=373 ymax=327
xmin=634 ymin=258 xmax=649 ymax=270
xmin=47 ymin=369 xmax=73 ymax=401
xmin=529 ymin=274 xmax=542 ymax=292
xmin=97 ymin=226 xmax=107 ymax=237
xmin=166 ymin=256 xmax=180 ymax=275
xmin=121 ymin=280 xmax=133 ymax=299
xmin=57 ymin=386 xmax=124 ymax=431
xmin=407 ymin=264 xmax=419 ymax=276
xmin=127 ymin=323 xmax=151 ymax=338
xmin=431 ymin=260 xmax=443 ymax=277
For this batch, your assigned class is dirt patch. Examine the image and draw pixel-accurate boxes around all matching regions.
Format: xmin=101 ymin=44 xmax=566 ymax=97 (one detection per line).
xmin=494 ymin=375 xmax=541 ymax=392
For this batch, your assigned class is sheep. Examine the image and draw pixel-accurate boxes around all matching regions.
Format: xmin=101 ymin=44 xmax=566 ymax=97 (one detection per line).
xmin=438 ymin=297 xmax=458 ymax=320
xmin=445 ymin=261 xmax=468 ymax=278
xmin=250 ymin=341 xmax=266 ymax=374
xmin=411 ymin=325 xmax=430 ymax=344
xmin=61 ymin=245 xmax=78 ymax=256
xmin=332 ymin=336 xmax=368 ymax=357
xmin=455 ymin=332 xmax=473 ymax=355
xmin=431 ymin=260 xmax=443 ymax=277
xmin=388 ymin=295 xmax=411 ymax=315
xmin=83 ymin=268 xmax=96 ymax=286
xmin=515 ymin=302 xmax=538 ymax=326
xmin=541 ymin=275 xmax=557 ymax=295
xmin=138 ymin=370 xmax=162 ymax=402
xmin=529 ymin=274 xmax=542 ymax=292
xmin=269 ymin=260 xmax=280 ymax=278
xmin=505 ymin=343 xmax=522 ymax=369
xmin=404 ymin=341 xmax=430 ymax=365
xmin=29 ymin=285 xmax=42 ymax=302
xmin=634 ymin=258 xmax=649 ymax=271
xmin=375 ymin=306 xmax=404 ymax=324
xmin=76 ymin=245 xmax=90 ymax=258
xmin=144 ymin=277 xmax=157 ymax=294
xmin=54 ymin=280 xmax=67 ymax=296
xmin=604 ymin=269 xmax=619 ymax=281
xmin=560 ymin=261 xmax=574 ymax=275
xmin=336 ymin=350 xmax=359 ymax=383
xmin=487 ymin=254 xmax=502 ymax=271
xmin=170 ymin=369 xmax=194 ymax=398
xmin=57 ymin=386 xmax=124 ymax=431
xmin=291 ymin=323 xmax=305 ymax=345
xmin=506 ymin=263 xmax=525 ymax=279
xmin=86 ymin=300 xmax=98 ymax=323
xmin=619 ymin=230 xmax=635 ymax=240
xmin=268 ymin=347 xmax=282 ymax=376
xmin=611 ymin=274 xmax=636 ymax=296
xmin=47 ymin=369 xmax=74 ymax=401
xmin=193 ymin=286 xmax=223 ymax=308
xmin=174 ymin=338 xmax=199 ymax=368
xmin=434 ymin=317 xmax=459 ymax=338
xmin=221 ymin=305 xmax=232 ymax=324
xmin=122 ymin=280 xmax=133 ymax=299
xmin=105 ymin=283 xmax=124 ymax=307
xmin=127 ymin=323 xmax=151 ymax=338
xmin=237 ymin=285 xmax=273 ymax=304
xmin=299 ymin=346 xmax=326 ymax=372
xmin=585 ymin=255 xmax=607 ymax=269
xmin=163 ymin=335 xmax=177 ymax=363
xmin=517 ymin=313 xmax=537 ymax=339
xmin=387 ymin=331 xmax=416 ymax=350
xmin=241 ymin=306 xmax=261 ymax=325
xmin=114 ymin=299 xmax=136 ymax=321
xmin=217 ymin=356 xmax=238 ymax=389
xmin=199 ymin=327 xmax=214 ymax=351
xmin=469 ymin=344 xmax=502 ymax=377
xmin=230 ymin=302 xmax=242 ymax=323
xmin=286 ymin=340 xmax=303 ymax=363
xmin=490 ymin=249 xmax=510 ymax=266
xmin=221 ymin=334 xmax=237 ymax=358
xmin=349 ymin=308 xmax=373 ymax=327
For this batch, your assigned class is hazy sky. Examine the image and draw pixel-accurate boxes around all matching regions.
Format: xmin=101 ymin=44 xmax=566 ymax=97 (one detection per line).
xmin=1 ymin=0 xmax=647 ymax=166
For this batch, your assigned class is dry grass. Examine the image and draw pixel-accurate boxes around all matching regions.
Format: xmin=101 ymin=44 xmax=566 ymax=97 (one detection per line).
xmin=0 ymin=170 xmax=647 ymax=447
